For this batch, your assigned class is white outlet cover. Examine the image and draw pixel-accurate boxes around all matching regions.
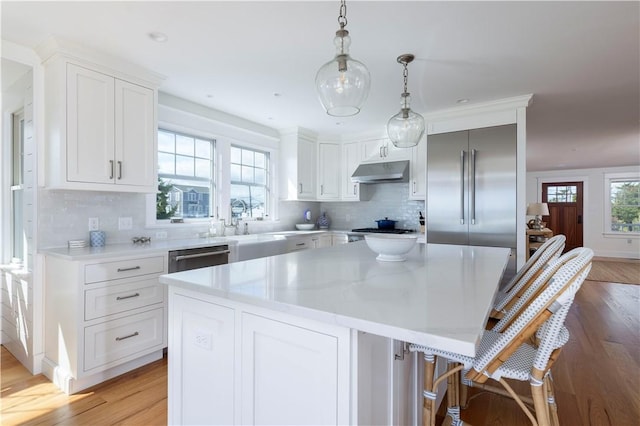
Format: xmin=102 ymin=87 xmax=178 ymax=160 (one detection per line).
xmin=88 ymin=217 xmax=99 ymax=231
xmin=118 ymin=217 xmax=133 ymax=230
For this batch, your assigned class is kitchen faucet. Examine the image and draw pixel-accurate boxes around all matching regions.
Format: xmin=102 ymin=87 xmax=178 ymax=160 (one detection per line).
xmin=243 ymin=222 xmax=249 ymax=235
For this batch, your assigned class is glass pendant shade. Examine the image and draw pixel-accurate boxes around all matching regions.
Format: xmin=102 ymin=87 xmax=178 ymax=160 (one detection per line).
xmin=316 ymin=32 xmax=371 ymax=117
xmin=387 ymin=94 xmax=425 ymax=148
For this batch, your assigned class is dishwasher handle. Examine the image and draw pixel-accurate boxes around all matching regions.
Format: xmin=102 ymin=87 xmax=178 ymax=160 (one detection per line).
xmin=174 ymin=250 xmax=230 ymax=262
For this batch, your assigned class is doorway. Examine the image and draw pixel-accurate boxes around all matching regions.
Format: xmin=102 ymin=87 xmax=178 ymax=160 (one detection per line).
xmin=542 ymin=182 xmax=584 ymax=252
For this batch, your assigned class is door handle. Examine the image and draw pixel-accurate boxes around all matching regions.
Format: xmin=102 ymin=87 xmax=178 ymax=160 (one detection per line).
xmin=109 ymin=160 xmax=114 ymax=179
xmin=460 ymin=150 xmax=465 ymax=225
xmin=471 ymin=148 xmax=476 ymax=225
xmin=117 ymin=161 xmax=122 ymax=180
xmin=174 ymin=250 xmax=230 ymax=261
xmin=577 ymin=215 xmax=582 ymax=224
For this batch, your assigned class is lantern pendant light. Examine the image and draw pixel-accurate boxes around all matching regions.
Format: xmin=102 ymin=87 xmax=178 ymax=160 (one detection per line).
xmin=315 ymin=0 xmax=371 ymax=117
xmin=387 ymin=54 xmax=425 ymax=148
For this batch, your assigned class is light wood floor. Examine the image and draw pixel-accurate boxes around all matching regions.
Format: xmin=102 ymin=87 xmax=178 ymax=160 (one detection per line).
xmin=1 ymin=279 xmax=639 ymax=425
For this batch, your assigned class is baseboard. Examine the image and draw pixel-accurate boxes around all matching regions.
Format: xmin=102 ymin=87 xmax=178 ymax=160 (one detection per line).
xmin=42 ymin=350 xmax=164 ymax=394
xmin=594 ymin=250 xmax=640 ymax=259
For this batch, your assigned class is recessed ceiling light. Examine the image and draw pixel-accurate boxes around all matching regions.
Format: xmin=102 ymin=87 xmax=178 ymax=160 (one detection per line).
xmin=456 ymin=98 xmax=469 ymax=104
xmin=336 ymin=122 xmax=342 ymax=126
xmin=267 ymin=117 xmax=274 ymax=120
xmin=273 ymin=93 xmax=282 ymax=97
xmin=206 ymin=94 xmax=214 ymax=99
xmin=148 ymin=32 xmax=168 ymax=43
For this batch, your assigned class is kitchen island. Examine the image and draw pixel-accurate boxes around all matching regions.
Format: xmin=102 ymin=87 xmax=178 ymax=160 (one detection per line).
xmin=159 ymin=241 xmax=510 ymax=425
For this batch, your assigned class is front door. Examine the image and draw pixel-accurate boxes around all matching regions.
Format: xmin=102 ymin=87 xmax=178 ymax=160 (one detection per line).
xmin=542 ymin=182 xmax=584 ymax=251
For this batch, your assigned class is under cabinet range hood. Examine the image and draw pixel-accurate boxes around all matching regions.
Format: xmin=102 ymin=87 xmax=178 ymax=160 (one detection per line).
xmin=351 ymin=160 xmax=409 ymax=183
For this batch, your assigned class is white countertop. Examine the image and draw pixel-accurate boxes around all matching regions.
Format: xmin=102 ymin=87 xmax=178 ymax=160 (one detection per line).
xmin=160 ymin=242 xmax=510 ymax=356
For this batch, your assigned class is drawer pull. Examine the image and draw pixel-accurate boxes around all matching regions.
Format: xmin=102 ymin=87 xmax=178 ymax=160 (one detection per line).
xmin=296 ymin=243 xmax=306 ymax=246
xmin=115 ymin=331 xmax=139 ymax=342
xmin=174 ymin=250 xmax=230 ymax=262
xmin=117 ymin=266 xmax=141 ymax=272
xmin=116 ymin=292 xmax=140 ymax=301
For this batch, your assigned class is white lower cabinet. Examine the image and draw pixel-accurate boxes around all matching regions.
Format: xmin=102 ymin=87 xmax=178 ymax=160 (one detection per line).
xmin=167 ymin=287 xmax=416 ymax=425
xmin=43 ymin=254 xmax=167 ymax=394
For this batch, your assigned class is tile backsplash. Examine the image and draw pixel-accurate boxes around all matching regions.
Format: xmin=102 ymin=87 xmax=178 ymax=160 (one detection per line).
xmin=37 ymin=189 xmax=320 ymax=248
xmin=321 ymin=183 xmax=425 ymax=231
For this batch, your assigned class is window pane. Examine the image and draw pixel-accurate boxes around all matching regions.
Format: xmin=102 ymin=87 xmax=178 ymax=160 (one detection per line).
xmin=176 ymin=135 xmax=194 ymax=156
xmin=254 ymin=152 xmax=265 ymax=168
xmin=610 ymin=180 xmax=640 ymax=232
xmin=158 ymin=130 xmax=175 ymax=153
xmin=195 ymin=158 xmax=211 ymax=178
xmin=176 ymin=155 xmax=194 ymax=176
xmin=195 ymin=139 xmax=211 ymax=159
xmin=255 ymin=168 xmax=266 ymax=185
xmin=230 ymin=164 xmax=241 ymax=181
xmin=231 ymin=146 xmax=242 ymax=163
xmin=12 ymin=189 xmax=24 ymax=260
xmin=242 ymin=149 xmax=253 ymax=165
xmin=173 ymin=184 xmax=210 ymax=218
xmin=241 ymin=165 xmax=254 ymax=183
xmin=158 ymin=152 xmax=175 ymax=174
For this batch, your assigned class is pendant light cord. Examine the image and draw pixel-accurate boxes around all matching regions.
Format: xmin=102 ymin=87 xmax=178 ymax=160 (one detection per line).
xmin=403 ymin=62 xmax=409 ymax=96
xmin=338 ymin=0 xmax=347 ymax=29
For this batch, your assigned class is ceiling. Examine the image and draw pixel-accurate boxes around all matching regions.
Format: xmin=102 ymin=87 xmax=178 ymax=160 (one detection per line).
xmin=2 ymin=1 xmax=638 ymax=171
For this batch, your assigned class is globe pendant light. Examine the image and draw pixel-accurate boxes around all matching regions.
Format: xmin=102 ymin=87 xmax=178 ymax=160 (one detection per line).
xmin=387 ymin=54 xmax=425 ymax=148
xmin=315 ymin=0 xmax=371 ymax=117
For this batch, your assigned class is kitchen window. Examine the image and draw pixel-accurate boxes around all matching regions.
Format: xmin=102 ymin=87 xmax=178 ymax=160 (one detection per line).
xmin=604 ymin=172 xmax=640 ymax=235
xmin=230 ymin=146 xmax=269 ymax=220
xmin=157 ymin=129 xmax=215 ymax=220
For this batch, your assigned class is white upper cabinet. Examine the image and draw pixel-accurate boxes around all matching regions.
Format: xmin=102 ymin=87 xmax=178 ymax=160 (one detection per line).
xmin=341 ymin=142 xmax=360 ymax=200
xmin=279 ymin=128 xmax=317 ymax=200
xmin=409 ymin=135 xmax=427 ymax=200
xmin=317 ymin=142 xmax=341 ymax=200
xmin=361 ymin=138 xmax=410 ymax=164
xmin=42 ymin=49 xmax=160 ymax=193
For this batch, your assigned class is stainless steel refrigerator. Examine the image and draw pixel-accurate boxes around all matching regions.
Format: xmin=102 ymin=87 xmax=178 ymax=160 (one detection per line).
xmin=427 ymin=124 xmax=517 ymax=281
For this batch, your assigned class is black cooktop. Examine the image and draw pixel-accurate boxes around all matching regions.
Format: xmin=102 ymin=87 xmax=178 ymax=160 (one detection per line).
xmin=351 ymin=228 xmax=416 ymax=234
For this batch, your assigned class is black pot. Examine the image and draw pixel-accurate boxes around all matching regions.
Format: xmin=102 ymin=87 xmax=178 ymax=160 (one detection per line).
xmin=375 ymin=218 xmax=397 ymax=229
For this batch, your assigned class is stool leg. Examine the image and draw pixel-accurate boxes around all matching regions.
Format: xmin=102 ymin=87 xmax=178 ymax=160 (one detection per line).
xmin=443 ymin=361 xmax=462 ymax=426
xmin=545 ymin=374 xmax=560 ymax=426
xmin=422 ymin=354 xmax=436 ymax=426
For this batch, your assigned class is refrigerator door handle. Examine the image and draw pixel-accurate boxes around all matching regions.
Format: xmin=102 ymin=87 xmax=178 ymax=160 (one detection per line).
xmin=471 ymin=148 xmax=477 ymax=225
xmin=460 ymin=150 xmax=465 ymax=224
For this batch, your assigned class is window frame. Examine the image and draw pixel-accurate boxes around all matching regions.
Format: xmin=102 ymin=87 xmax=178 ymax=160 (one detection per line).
xmin=604 ymin=172 xmax=640 ymax=237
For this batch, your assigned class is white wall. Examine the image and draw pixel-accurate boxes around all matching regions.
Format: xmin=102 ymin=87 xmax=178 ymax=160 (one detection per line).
xmin=526 ymin=165 xmax=640 ymax=258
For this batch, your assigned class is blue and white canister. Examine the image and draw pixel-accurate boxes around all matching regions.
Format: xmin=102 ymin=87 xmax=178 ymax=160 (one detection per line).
xmin=316 ymin=212 xmax=330 ymax=229
xmin=90 ymin=230 xmax=106 ymax=247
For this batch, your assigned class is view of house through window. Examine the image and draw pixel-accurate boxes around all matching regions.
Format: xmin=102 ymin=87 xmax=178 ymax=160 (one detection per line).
xmin=230 ymin=146 xmax=269 ymax=220
xmin=157 ymin=129 xmax=215 ymax=219
xmin=546 ymin=185 xmax=577 ymax=203
xmin=608 ymin=178 xmax=640 ymax=233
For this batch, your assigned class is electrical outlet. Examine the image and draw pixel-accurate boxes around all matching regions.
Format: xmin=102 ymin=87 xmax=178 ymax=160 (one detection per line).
xmin=194 ymin=329 xmax=212 ymax=350
xmin=155 ymin=231 xmax=168 ymax=239
xmin=118 ymin=217 xmax=133 ymax=230
xmin=88 ymin=217 xmax=99 ymax=231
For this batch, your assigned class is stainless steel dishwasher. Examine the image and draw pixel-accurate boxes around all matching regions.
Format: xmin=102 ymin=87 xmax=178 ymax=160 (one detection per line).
xmin=168 ymin=245 xmax=230 ymax=272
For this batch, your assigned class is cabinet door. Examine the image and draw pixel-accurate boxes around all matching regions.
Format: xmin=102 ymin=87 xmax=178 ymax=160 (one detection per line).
xmin=241 ymin=313 xmax=341 ymax=425
xmin=318 ymin=142 xmax=341 ymax=200
xmin=67 ymin=64 xmax=115 ymax=184
xmin=318 ymin=234 xmax=333 ymax=248
xmin=409 ymin=135 xmax=427 ymax=200
xmin=115 ymin=80 xmax=155 ymax=187
xmin=297 ymin=137 xmax=316 ymax=199
xmin=361 ymin=139 xmax=385 ymax=163
xmin=169 ymin=294 xmax=235 ymax=425
xmin=341 ymin=142 xmax=361 ymax=200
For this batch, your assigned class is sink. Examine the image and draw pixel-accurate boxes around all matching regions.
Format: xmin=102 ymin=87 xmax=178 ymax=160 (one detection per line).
xmin=224 ymin=234 xmax=288 ymax=262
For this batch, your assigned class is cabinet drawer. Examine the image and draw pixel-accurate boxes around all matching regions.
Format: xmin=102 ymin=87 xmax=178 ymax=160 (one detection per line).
xmin=85 ymin=256 xmax=165 ymax=284
xmin=287 ymin=239 xmax=311 ymax=252
xmin=84 ymin=308 xmax=164 ymax=371
xmin=85 ymin=278 xmax=164 ymax=321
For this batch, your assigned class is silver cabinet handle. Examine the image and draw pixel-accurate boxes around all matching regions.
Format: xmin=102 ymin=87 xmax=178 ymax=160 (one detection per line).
xmin=296 ymin=242 xmax=306 ymax=246
xmin=117 ymin=161 xmax=122 ymax=180
xmin=175 ymin=250 xmax=230 ymax=262
xmin=115 ymin=331 xmax=139 ymax=341
xmin=379 ymin=146 xmax=383 ymax=157
xmin=460 ymin=150 xmax=465 ymax=225
xmin=116 ymin=292 xmax=140 ymax=301
xmin=471 ymin=148 xmax=476 ymax=225
xmin=320 ymin=184 xmax=324 ymax=195
xmin=353 ymin=184 xmax=357 ymax=195
xmin=413 ymin=181 xmax=416 ymax=194
xmin=385 ymin=145 xmax=389 ymax=157
xmin=117 ymin=266 xmax=141 ymax=272
xmin=109 ymin=160 xmax=114 ymax=179
xmin=299 ymin=183 xmax=302 ymax=194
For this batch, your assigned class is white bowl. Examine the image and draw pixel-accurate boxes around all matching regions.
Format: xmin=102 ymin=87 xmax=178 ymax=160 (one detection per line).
xmin=364 ymin=234 xmax=418 ymax=262
xmin=295 ymin=223 xmax=315 ymax=231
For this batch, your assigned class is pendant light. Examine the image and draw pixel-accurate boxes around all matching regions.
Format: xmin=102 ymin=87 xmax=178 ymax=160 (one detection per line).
xmin=387 ymin=54 xmax=425 ymax=148
xmin=315 ymin=0 xmax=370 ymax=117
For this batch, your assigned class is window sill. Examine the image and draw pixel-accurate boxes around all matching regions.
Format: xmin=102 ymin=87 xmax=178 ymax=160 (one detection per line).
xmin=602 ymin=232 xmax=640 ymax=239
